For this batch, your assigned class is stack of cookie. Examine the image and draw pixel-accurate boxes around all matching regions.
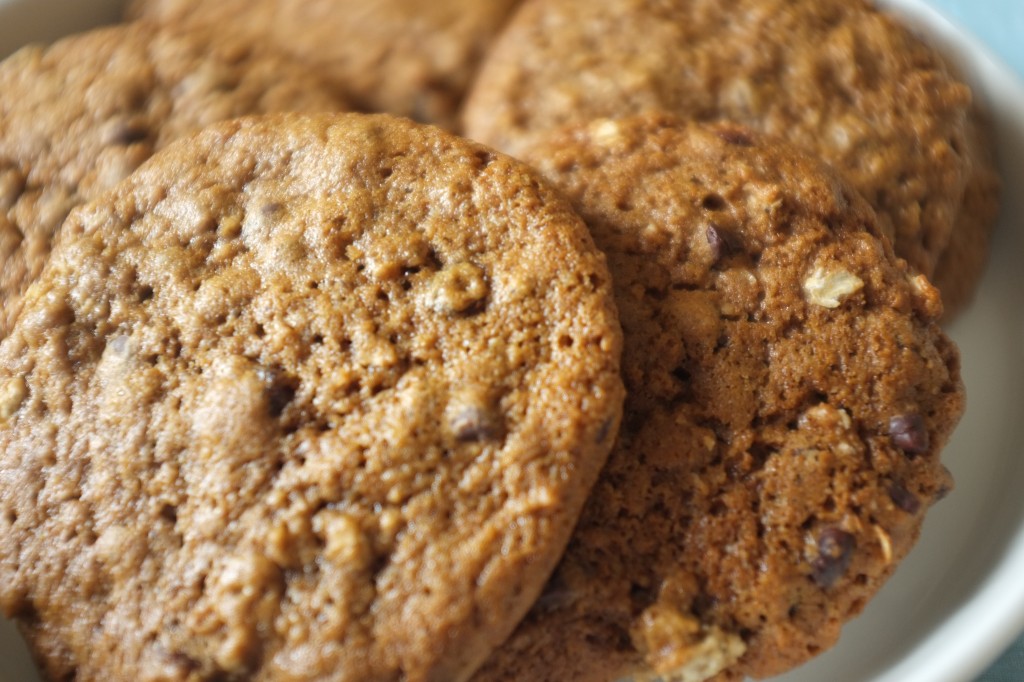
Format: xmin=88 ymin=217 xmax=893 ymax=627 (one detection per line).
xmin=0 ymin=0 xmax=994 ymax=681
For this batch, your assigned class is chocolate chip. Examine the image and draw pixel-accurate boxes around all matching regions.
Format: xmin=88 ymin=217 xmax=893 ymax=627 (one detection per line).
xmin=596 ymin=416 xmax=614 ymax=444
xmin=716 ymin=126 xmax=755 ymax=147
xmin=706 ymin=224 xmax=740 ymax=262
xmin=889 ymin=414 xmax=929 ymax=455
xmin=811 ymin=528 xmax=856 ymax=588
xmin=706 ymin=225 xmax=725 ymax=259
xmin=108 ymin=122 xmax=149 ymax=146
xmin=888 ymin=482 xmax=921 ymax=514
xmin=451 ymin=405 xmax=499 ymax=442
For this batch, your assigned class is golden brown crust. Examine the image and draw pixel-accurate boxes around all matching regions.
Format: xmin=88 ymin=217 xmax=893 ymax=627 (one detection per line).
xmin=472 ymin=115 xmax=963 ymax=682
xmin=461 ymin=0 xmax=976 ymax=285
xmin=126 ymin=0 xmax=521 ymax=128
xmin=0 ymin=22 xmax=347 ymax=341
xmin=0 ymin=112 xmax=624 ymax=682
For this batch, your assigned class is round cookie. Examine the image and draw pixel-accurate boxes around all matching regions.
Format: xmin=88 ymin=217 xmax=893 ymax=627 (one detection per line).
xmin=126 ymin=0 xmax=521 ymax=129
xmin=0 ymin=112 xmax=624 ymax=682
xmin=932 ymin=112 xmax=1001 ymax=320
xmin=471 ymin=115 xmax=964 ymax=682
xmin=0 ymin=21 xmax=347 ymax=341
xmin=461 ymin=0 xmax=981 ymax=292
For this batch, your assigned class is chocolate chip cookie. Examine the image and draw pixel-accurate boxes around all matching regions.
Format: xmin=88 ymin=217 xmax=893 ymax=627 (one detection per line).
xmin=461 ymin=0 xmax=987 ymax=303
xmin=0 ymin=21 xmax=347 ymax=341
xmin=932 ymin=111 xmax=1001 ymax=319
xmin=126 ymin=0 xmax=521 ymax=128
xmin=472 ymin=115 xmax=964 ymax=682
xmin=0 ymin=112 xmax=624 ymax=682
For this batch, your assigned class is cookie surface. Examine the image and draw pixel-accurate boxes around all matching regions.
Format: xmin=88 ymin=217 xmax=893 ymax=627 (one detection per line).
xmin=461 ymin=0 xmax=978 ymax=288
xmin=931 ymin=110 xmax=1001 ymax=319
xmin=0 ymin=112 xmax=624 ymax=682
xmin=127 ymin=0 xmax=521 ymax=128
xmin=472 ymin=115 xmax=964 ymax=682
xmin=0 ymin=21 xmax=346 ymax=340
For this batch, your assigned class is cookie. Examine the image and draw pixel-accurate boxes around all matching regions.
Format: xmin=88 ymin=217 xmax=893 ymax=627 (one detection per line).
xmin=0 ymin=112 xmax=624 ymax=682
xmin=461 ymin=0 xmax=982 ymax=294
xmin=931 ymin=111 xmax=1001 ymax=320
xmin=126 ymin=0 xmax=521 ymax=129
xmin=472 ymin=115 xmax=964 ymax=682
xmin=0 ymin=22 xmax=347 ymax=341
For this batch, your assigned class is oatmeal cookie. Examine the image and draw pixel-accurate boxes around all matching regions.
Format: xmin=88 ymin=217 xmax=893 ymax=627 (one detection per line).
xmin=932 ymin=111 xmax=1001 ymax=319
xmin=0 ymin=21 xmax=346 ymax=340
xmin=0 ymin=112 xmax=624 ymax=682
xmin=472 ymin=115 xmax=963 ymax=682
xmin=126 ymin=0 xmax=521 ymax=128
xmin=461 ymin=0 xmax=981 ymax=292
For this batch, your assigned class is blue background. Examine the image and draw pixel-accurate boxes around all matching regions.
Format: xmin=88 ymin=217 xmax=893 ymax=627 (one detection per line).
xmin=926 ymin=0 xmax=1024 ymax=78
xmin=925 ymin=2 xmax=1024 ymax=679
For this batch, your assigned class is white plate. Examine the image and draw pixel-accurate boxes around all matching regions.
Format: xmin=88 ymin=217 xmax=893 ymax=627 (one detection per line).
xmin=1 ymin=1 xmax=1022 ymax=681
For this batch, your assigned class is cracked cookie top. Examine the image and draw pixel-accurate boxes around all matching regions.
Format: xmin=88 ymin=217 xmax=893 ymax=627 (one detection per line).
xmin=0 ymin=112 xmax=624 ymax=682
xmin=461 ymin=0 xmax=980 ymax=287
xmin=126 ymin=0 xmax=521 ymax=129
xmin=0 ymin=21 xmax=347 ymax=340
xmin=472 ymin=114 xmax=963 ymax=682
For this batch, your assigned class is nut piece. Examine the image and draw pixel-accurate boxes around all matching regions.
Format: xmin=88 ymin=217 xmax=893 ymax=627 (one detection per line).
xmin=187 ymin=551 xmax=284 ymax=675
xmin=423 ymin=262 xmax=489 ymax=314
xmin=315 ymin=510 xmax=372 ymax=570
xmin=907 ymin=272 xmax=943 ymax=319
xmin=0 ymin=376 xmax=27 ymax=420
xmin=802 ymin=265 xmax=864 ymax=308
xmin=873 ymin=525 xmax=894 ymax=565
xmin=632 ymin=604 xmax=746 ymax=682
xmin=589 ymin=118 xmax=626 ymax=146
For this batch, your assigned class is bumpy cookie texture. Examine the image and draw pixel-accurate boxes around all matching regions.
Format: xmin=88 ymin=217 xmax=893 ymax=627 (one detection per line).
xmin=932 ymin=110 xmax=1001 ymax=320
xmin=462 ymin=0 xmax=979 ymax=288
xmin=126 ymin=0 xmax=521 ymax=128
xmin=472 ymin=115 xmax=964 ymax=682
xmin=0 ymin=22 xmax=346 ymax=340
xmin=0 ymin=113 xmax=624 ymax=682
